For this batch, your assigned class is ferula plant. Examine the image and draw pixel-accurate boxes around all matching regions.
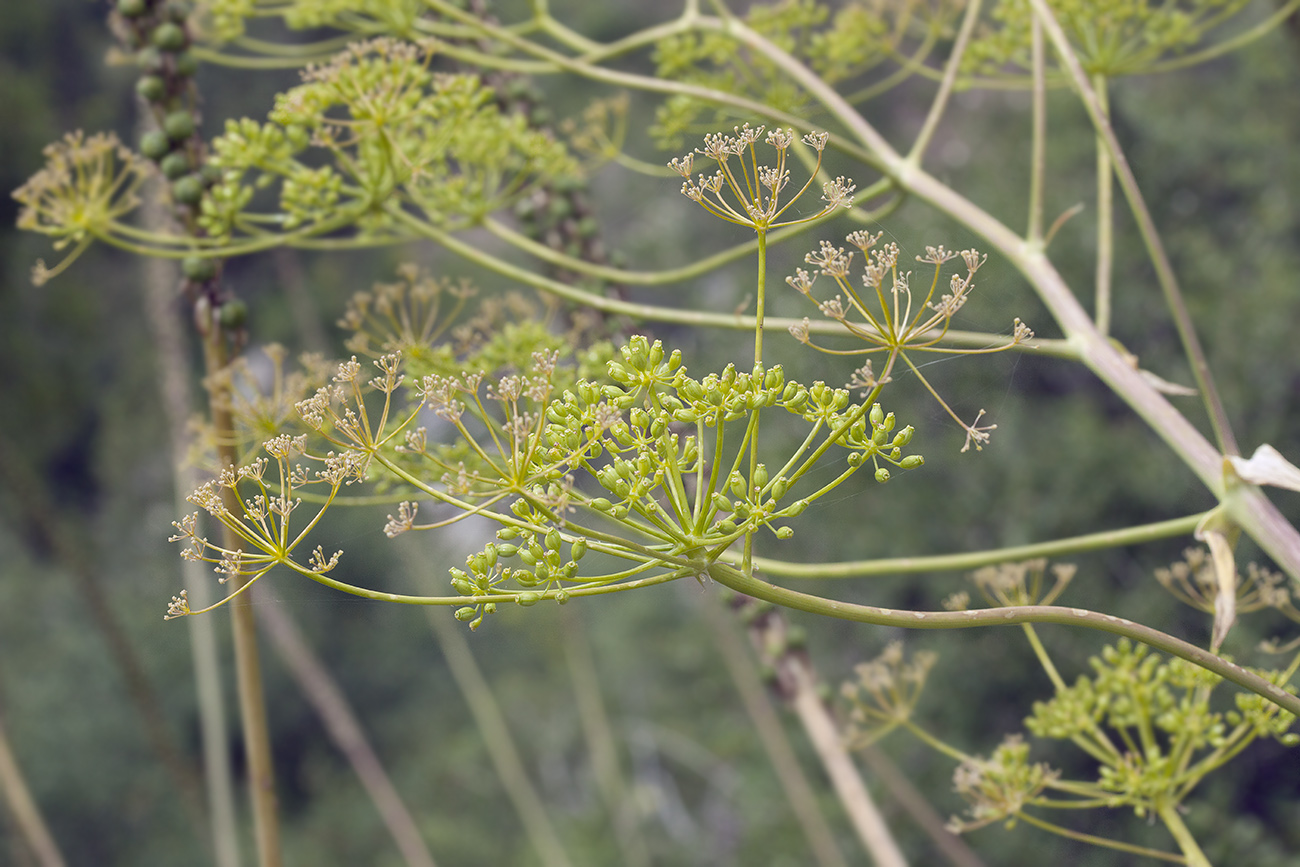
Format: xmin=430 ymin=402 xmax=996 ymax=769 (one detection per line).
xmin=14 ymin=0 xmax=1300 ymax=864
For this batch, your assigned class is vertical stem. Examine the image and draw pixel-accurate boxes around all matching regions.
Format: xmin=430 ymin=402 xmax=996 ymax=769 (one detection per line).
xmin=907 ymin=0 xmax=984 ymax=165
xmin=753 ymin=229 xmax=768 ymax=365
xmin=1093 ymin=73 xmax=1114 ymax=336
xmin=256 ymin=597 xmax=438 ymax=867
xmin=423 ymin=606 xmax=575 ymax=867
xmin=1020 ymin=624 xmax=1065 ymax=693
xmin=1027 ymin=0 xmax=1239 ymax=455
xmin=201 ymin=324 xmax=283 ymax=867
xmin=140 ymin=192 xmax=243 ymax=867
xmin=1157 ymin=802 xmax=1212 ymax=867
xmin=744 ymin=230 xmax=768 ymax=576
xmin=1027 ymin=14 xmax=1047 ymax=243
xmin=557 ymin=605 xmax=650 ymax=867
xmin=699 ymin=596 xmax=850 ymax=867
xmin=0 ymin=711 xmax=66 ymax=867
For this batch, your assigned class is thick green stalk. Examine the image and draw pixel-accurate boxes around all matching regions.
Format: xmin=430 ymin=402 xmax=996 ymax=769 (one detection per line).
xmin=1158 ymin=802 xmax=1212 ymax=867
xmin=746 ymin=513 xmax=1206 ymax=578
xmin=706 ymin=562 xmax=1300 ymax=717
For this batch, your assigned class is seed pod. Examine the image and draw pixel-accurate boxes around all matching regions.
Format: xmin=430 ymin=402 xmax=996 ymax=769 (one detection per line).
xmin=136 ymin=75 xmax=166 ymax=102
xmin=140 ymin=130 xmax=172 ymax=161
xmin=571 ymin=540 xmax=587 ymax=561
xmin=181 ymin=255 xmax=216 ymax=282
xmin=118 ymin=0 xmax=148 ymax=17
xmin=152 ymin=22 xmax=188 ymax=52
xmin=496 ymin=544 xmax=518 ymax=558
xmin=171 ymin=174 xmax=204 ymax=204
xmin=163 ymin=110 xmax=195 ymax=140
xmin=174 ymin=50 xmax=199 ymax=77
xmin=545 ymin=528 xmax=562 ymax=551
xmin=899 ymin=455 xmax=924 ymax=469
xmin=159 ymin=151 xmax=191 ymax=180
xmin=454 ymin=607 xmax=477 ymax=622
xmin=516 ymin=592 xmax=540 ymax=607
xmin=775 ymin=526 xmax=794 ymax=540
xmin=874 ymin=467 xmax=891 ymax=483
xmin=497 ymin=527 xmax=519 ymax=540
xmin=217 ymin=299 xmax=248 ymax=329
xmin=870 ymin=402 xmax=884 ymax=427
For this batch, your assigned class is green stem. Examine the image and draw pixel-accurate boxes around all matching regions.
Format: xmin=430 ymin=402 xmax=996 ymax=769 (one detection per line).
xmin=907 ymin=0 xmax=983 ymax=165
xmin=1027 ymin=13 xmax=1047 ymax=243
xmin=746 ymin=512 xmax=1207 ymax=578
xmin=1158 ymin=802 xmax=1212 ymax=867
xmin=1015 ymin=811 xmax=1186 ymax=863
xmin=1093 ymin=72 xmax=1113 ymax=336
xmin=1021 ymin=624 xmax=1066 ymax=693
xmin=705 ymin=561 xmax=1300 ymax=717
xmin=201 ymin=323 xmax=283 ymax=867
xmin=1029 ymin=0 xmax=1238 ymax=456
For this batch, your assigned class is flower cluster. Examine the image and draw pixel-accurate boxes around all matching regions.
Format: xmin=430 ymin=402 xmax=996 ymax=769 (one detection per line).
xmin=789 ymin=231 xmax=1032 ymax=451
xmin=13 ymin=132 xmax=150 ymax=285
xmin=670 ymin=123 xmax=853 ymax=233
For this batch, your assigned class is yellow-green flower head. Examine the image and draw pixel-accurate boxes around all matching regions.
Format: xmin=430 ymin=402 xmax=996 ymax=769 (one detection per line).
xmin=13 ymin=131 xmax=150 ymax=285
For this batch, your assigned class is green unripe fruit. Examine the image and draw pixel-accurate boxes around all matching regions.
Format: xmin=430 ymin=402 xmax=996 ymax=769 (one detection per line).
xmin=496 ymin=527 xmax=518 ymax=540
xmin=571 ymin=540 xmax=587 ymax=561
xmin=454 ymin=606 xmax=477 ymax=622
xmin=140 ymin=129 xmax=171 ymax=161
xmin=217 ymin=299 xmax=248 ymax=329
xmin=159 ymin=150 xmax=191 ymax=179
xmin=516 ymin=592 xmax=540 ymax=607
xmin=163 ymin=110 xmax=195 ymax=140
xmin=870 ymin=402 xmax=884 ymax=427
xmin=775 ymin=526 xmax=794 ymax=540
xmin=136 ymin=47 xmax=163 ymax=71
xmin=152 ymin=22 xmax=188 ymax=52
xmin=874 ymin=467 xmax=891 ymax=483
xmin=174 ymin=50 xmax=199 ymax=77
xmin=496 ymin=544 xmax=518 ymax=558
xmin=171 ymin=174 xmax=203 ymax=204
xmin=136 ymin=75 xmax=166 ymax=101
xmin=118 ymin=0 xmax=148 ymax=17
xmin=200 ymin=163 xmax=223 ymax=184
xmin=181 ymin=255 xmax=216 ymax=282
xmin=899 ymin=455 xmax=924 ymax=469
xmin=165 ymin=0 xmax=193 ymax=21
